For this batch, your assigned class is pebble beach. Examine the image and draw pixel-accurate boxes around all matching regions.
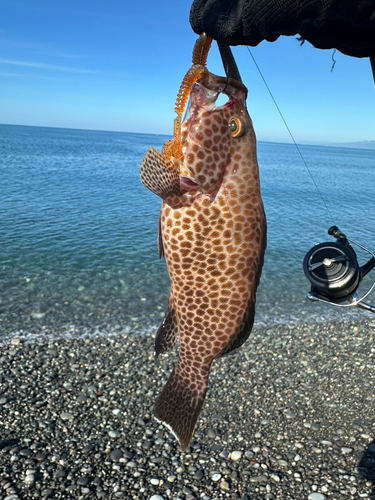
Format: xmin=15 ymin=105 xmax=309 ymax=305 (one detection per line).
xmin=1 ymin=319 xmax=375 ymax=500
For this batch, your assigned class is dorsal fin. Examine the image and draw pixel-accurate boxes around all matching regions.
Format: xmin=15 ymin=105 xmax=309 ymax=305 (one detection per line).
xmin=158 ymin=208 xmax=164 ymax=258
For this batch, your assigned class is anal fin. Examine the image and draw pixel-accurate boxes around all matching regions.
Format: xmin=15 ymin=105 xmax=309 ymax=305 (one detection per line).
xmin=155 ymin=299 xmax=178 ymax=355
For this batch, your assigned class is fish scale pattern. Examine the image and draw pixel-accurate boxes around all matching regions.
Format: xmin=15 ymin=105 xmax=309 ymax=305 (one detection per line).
xmin=151 ymin=77 xmax=266 ymax=450
xmin=182 ymin=107 xmax=231 ymax=192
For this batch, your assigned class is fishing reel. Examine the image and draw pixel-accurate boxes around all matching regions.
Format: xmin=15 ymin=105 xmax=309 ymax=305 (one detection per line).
xmin=303 ymin=226 xmax=375 ymax=313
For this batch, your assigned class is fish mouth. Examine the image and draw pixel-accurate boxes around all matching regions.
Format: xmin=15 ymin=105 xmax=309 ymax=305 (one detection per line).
xmin=180 ymin=175 xmax=222 ymax=204
xmin=180 ymin=176 xmax=201 ymax=193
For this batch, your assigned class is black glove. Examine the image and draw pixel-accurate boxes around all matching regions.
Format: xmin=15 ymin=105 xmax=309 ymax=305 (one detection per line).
xmin=190 ymin=0 xmax=375 ymax=57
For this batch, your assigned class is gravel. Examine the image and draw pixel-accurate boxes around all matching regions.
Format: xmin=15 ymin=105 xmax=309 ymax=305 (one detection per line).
xmin=0 ymin=318 xmax=374 ymax=499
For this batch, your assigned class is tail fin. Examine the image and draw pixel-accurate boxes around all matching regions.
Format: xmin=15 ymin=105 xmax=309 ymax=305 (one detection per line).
xmin=153 ymin=362 xmax=210 ymax=451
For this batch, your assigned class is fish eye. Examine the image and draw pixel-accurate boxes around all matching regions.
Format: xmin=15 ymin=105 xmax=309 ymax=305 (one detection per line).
xmin=228 ymin=117 xmax=245 ymax=138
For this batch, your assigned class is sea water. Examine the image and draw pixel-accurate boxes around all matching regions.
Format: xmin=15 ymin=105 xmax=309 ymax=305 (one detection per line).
xmin=1 ymin=124 xmax=374 ymax=342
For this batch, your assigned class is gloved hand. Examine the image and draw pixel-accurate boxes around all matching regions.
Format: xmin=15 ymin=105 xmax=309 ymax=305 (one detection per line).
xmin=190 ymin=0 xmax=375 ymax=57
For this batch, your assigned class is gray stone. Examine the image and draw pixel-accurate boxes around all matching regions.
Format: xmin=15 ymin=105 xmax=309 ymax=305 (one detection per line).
xmin=19 ymin=449 xmax=32 ymax=457
xmin=220 ymin=480 xmax=230 ymax=491
xmin=60 ymin=412 xmax=74 ymax=420
xmin=24 ymin=474 xmax=35 ymax=484
xmin=230 ymin=451 xmax=243 ymax=461
xmin=77 ymin=477 xmax=90 ymax=486
xmin=194 ymin=470 xmax=204 ymax=480
xmin=250 ymin=475 xmax=268 ymax=483
xmin=341 ymin=447 xmax=353 ymax=454
xmin=311 ymin=422 xmax=321 ymax=430
xmin=82 ymin=444 xmax=95 ymax=454
xmin=123 ymin=449 xmax=133 ymax=459
xmin=41 ymin=490 xmax=54 ymax=499
xmin=110 ymin=449 xmax=123 ymax=461
xmin=308 ymin=494 xmax=326 ymax=500
xmin=55 ymin=468 xmax=66 ymax=478
xmin=278 ymin=460 xmax=288 ymax=467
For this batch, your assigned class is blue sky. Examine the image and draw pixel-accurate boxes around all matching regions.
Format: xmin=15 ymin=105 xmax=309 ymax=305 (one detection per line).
xmin=1 ymin=0 xmax=374 ymax=143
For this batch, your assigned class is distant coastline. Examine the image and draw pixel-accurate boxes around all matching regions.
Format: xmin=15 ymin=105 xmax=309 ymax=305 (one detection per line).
xmin=329 ymin=140 xmax=375 ymax=150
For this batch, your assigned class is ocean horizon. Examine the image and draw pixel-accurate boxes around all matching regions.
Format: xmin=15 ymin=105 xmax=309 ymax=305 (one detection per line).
xmin=1 ymin=123 xmax=374 ymax=343
xmin=2 ymin=122 xmax=375 ymax=151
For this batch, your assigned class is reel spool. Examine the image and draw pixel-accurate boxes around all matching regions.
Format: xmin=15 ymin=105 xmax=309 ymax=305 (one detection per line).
xmin=303 ymin=226 xmax=375 ymax=313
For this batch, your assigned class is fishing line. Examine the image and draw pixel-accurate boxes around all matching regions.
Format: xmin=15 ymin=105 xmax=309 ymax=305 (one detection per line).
xmin=331 ymin=49 xmax=337 ymax=72
xmin=245 ymin=48 xmax=375 ymax=414
xmin=246 ymin=46 xmax=336 ymax=225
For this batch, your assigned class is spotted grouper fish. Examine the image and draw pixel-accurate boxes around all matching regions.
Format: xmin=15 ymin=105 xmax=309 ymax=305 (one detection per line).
xmin=139 ymin=34 xmax=266 ymax=450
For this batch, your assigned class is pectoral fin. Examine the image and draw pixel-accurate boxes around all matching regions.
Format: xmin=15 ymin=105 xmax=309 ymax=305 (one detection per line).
xmin=140 ymin=147 xmax=181 ymax=202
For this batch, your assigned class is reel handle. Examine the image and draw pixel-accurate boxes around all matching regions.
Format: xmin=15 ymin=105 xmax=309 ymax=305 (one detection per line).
xmin=328 ymin=225 xmax=347 ymax=240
